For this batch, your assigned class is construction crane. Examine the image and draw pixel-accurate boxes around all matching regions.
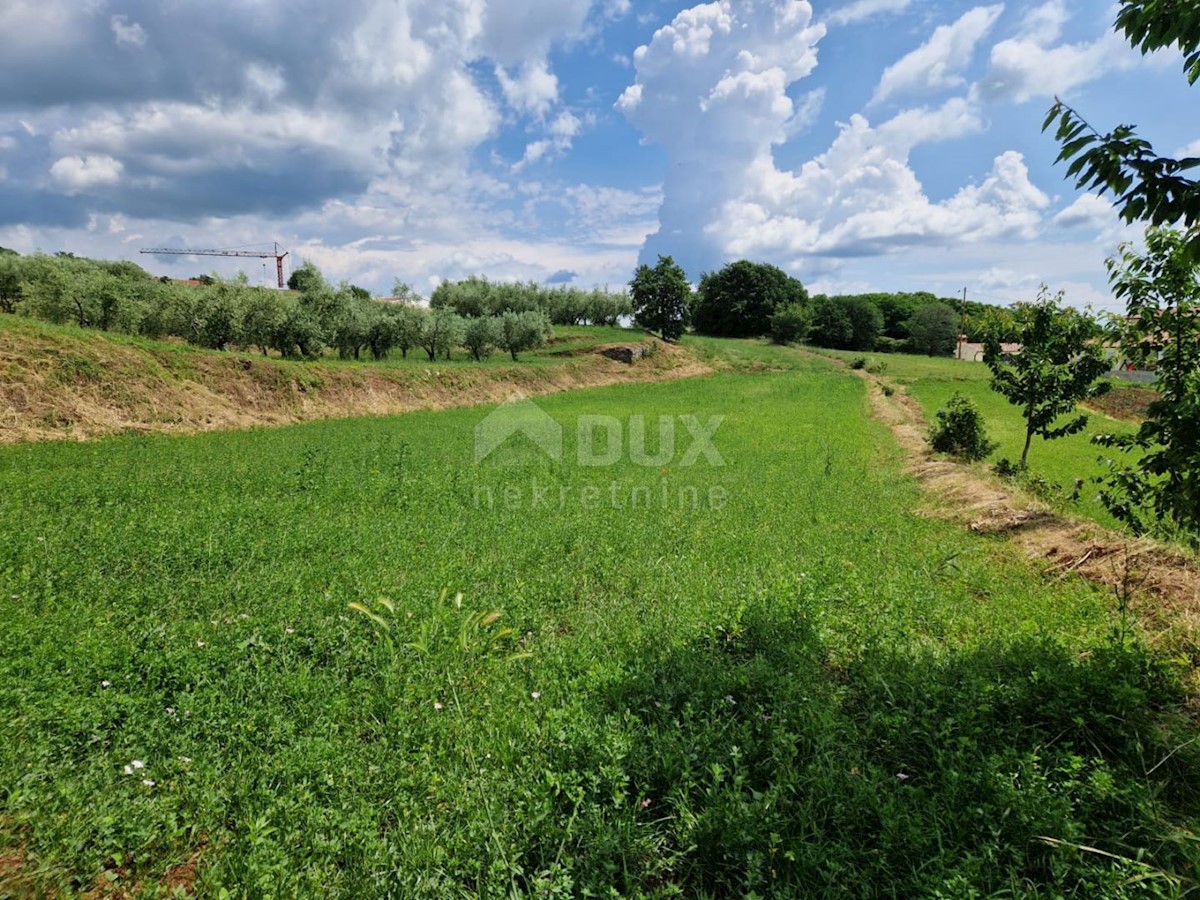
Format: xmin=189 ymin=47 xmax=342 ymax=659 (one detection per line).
xmin=140 ymin=243 xmax=290 ymax=288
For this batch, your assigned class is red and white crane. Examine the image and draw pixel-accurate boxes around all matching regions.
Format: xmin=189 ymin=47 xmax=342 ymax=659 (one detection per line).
xmin=140 ymin=243 xmax=290 ymax=288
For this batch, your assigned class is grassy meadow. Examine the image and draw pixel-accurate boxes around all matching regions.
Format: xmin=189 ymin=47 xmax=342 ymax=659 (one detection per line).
xmin=809 ymin=347 xmax=1143 ymax=532
xmin=1 ymin=340 xmax=1198 ymax=897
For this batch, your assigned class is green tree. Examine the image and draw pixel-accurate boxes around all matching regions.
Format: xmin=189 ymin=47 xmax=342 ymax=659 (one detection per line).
xmin=0 ymin=254 xmax=21 ymax=314
xmin=810 ymin=296 xmax=882 ymax=351
xmin=630 ymin=255 xmax=690 ymax=341
xmin=497 ymin=310 xmax=551 ymax=361
xmin=419 ymin=308 xmax=465 ymax=361
xmin=272 ymin=305 xmax=326 ymax=359
xmin=1094 ymin=228 xmax=1200 ymax=545
xmin=240 ymin=290 xmax=286 ymax=355
xmin=982 ymin=289 xmax=1111 ymax=469
xmin=391 ymin=305 xmax=425 ymax=359
xmin=1044 ymin=3 xmax=1200 ymax=255
xmin=199 ymin=279 xmax=247 ymax=350
xmin=462 ymin=316 xmax=502 ymax=361
xmin=287 ymin=260 xmax=327 ymax=294
xmin=768 ymin=303 xmax=811 ymax=345
xmin=692 ymin=260 xmax=807 ymax=337
xmin=906 ymin=302 xmax=959 ymax=356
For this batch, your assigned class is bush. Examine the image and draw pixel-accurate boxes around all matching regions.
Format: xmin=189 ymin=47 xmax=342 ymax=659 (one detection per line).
xmin=929 ymin=393 xmax=996 ymax=461
xmin=874 ymin=336 xmax=905 ymax=354
xmin=850 ymin=357 xmax=868 ymax=370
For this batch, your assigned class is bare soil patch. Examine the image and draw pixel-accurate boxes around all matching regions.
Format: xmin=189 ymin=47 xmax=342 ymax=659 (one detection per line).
xmin=0 ymin=327 xmax=712 ymax=445
xmin=1085 ymin=385 xmax=1157 ymax=422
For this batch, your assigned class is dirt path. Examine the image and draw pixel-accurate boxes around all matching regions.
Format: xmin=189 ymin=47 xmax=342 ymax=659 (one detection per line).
xmin=834 ymin=356 xmax=1200 ymax=644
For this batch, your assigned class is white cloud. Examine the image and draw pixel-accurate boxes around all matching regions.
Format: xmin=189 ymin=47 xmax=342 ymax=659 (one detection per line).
xmin=49 ymin=154 xmax=124 ymax=192
xmin=1053 ymin=193 xmax=1114 ymax=229
xmin=1017 ymin=0 xmax=1069 ymax=45
xmin=513 ymin=110 xmax=588 ymax=171
xmin=496 ymin=59 xmax=559 ymax=118
xmin=1175 ymin=139 xmax=1200 ymax=158
xmin=110 ymin=15 xmax=147 ymax=49
xmin=978 ymin=23 xmax=1140 ymax=102
xmin=709 ymin=105 xmax=1048 ymax=260
xmin=618 ymin=0 xmax=825 ymax=271
xmin=871 ymin=5 xmax=1003 ymax=105
xmin=824 ymin=0 xmax=911 ymax=27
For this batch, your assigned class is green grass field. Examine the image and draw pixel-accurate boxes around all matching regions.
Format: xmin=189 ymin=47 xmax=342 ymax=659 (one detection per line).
xmin=2 ymin=342 xmax=1197 ymax=897
xmin=809 ymin=347 xmax=1144 ymax=531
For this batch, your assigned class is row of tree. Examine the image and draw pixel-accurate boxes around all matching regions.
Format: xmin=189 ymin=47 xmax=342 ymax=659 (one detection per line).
xmin=428 ymin=275 xmax=632 ymax=326
xmin=0 ymin=252 xmax=553 ymax=362
xmin=625 ymin=254 xmax=1010 ymax=354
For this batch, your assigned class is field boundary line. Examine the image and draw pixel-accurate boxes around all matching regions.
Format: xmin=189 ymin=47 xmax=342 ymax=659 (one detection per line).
xmin=798 ymin=346 xmax=1200 ymax=651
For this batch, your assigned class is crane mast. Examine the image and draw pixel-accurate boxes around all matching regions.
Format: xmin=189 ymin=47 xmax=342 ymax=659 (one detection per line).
xmin=140 ymin=243 xmax=290 ymax=288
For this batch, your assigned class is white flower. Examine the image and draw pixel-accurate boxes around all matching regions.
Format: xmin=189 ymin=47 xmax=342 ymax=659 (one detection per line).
xmin=724 ymin=694 xmax=736 ymax=705
xmin=531 ymin=691 xmax=541 ymax=700
xmin=433 ymin=702 xmax=443 ymax=711
xmin=132 ymin=759 xmax=145 ymax=769
xmin=180 ymin=756 xmax=192 ymax=764
xmin=142 ymin=779 xmax=155 ymax=788
xmin=196 ymin=640 xmax=206 ymax=648
xmin=123 ymin=765 xmax=133 ymax=775
xmin=285 ymin=627 xmax=295 ymax=635
xmin=100 ymin=680 xmax=111 ymax=689
xmin=896 ymin=772 xmax=910 ymax=781
xmin=165 ymin=707 xmax=176 ymax=716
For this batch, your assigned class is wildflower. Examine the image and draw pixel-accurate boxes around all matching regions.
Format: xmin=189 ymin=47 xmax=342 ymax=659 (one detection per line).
xmin=196 ymin=640 xmax=206 ymax=648
xmin=123 ymin=759 xmax=146 ymax=775
xmin=724 ymin=694 xmax=736 ymax=705
xmin=166 ymin=707 xmax=176 ymax=716
xmin=285 ymin=627 xmax=295 ymax=635
xmin=180 ymin=757 xmax=192 ymax=764
xmin=531 ymin=691 xmax=541 ymax=700
xmin=433 ymin=702 xmax=444 ymax=711
xmin=101 ymin=680 xmax=111 ymax=689
xmin=896 ymin=772 xmax=910 ymax=782
xmin=641 ymin=798 xmax=651 ymax=809
xmin=142 ymin=779 xmax=156 ymax=788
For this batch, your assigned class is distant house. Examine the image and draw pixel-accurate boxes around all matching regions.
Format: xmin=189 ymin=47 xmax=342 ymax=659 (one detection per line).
xmin=955 ymin=338 xmax=1021 ymax=361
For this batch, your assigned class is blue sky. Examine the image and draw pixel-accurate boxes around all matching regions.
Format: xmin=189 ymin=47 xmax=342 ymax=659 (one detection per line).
xmin=0 ymin=0 xmax=1191 ymax=311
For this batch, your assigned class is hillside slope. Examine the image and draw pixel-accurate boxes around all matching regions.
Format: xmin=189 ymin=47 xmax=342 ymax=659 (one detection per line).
xmin=0 ymin=316 xmax=710 ymax=444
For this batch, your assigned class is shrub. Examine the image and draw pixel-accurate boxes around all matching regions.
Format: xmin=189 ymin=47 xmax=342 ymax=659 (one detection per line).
xmin=850 ymin=357 xmax=868 ymax=370
xmin=929 ymin=393 xmax=996 ymax=461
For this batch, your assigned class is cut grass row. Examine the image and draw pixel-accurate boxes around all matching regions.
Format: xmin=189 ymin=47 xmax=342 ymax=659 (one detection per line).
xmin=1 ymin=341 xmax=1196 ymax=896
xmin=807 ymin=347 xmax=1143 ymax=532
